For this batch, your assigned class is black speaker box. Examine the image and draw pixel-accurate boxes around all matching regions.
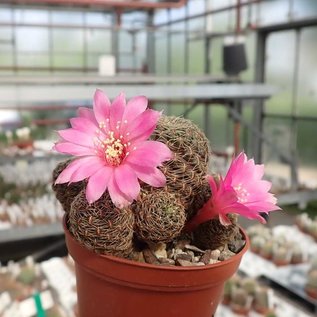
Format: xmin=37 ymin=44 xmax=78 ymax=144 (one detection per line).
xmin=223 ymin=42 xmax=248 ymax=76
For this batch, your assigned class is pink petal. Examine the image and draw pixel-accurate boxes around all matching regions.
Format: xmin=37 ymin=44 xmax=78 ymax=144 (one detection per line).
xmin=70 ymin=117 xmax=99 ymax=135
xmin=125 ymin=109 xmax=161 ymax=143
xmin=86 ymin=167 xmax=112 ymax=203
xmin=245 ymin=200 xmax=281 ymax=212
xmin=114 ymin=164 xmax=140 ymax=202
xmin=69 ymin=157 xmax=105 ymax=183
xmin=132 ymin=165 xmax=166 ymax=187
xmin=243 ymin=180 xmax=272 ymax=198
xmin=77 ymin=107 xmax=97 ymax=124
xmin=107 ymin=174 xmax=130 ymax=208
xmin=110 ymin=92 xmax=126 ymax=132
xmin=93 ymin=89 xmax=111 ymax=124
xmin=225 ymin=152 xmax=247 ymax=184
xmin=252 ymin=162 xmax=265 ymax=180
xmin=55 ymin=158 xmax=89 ymax=184
xmin=122 ymin=95 xmax=148 ymax=124
xmin=125 ymin=141 xmax=172 ymax=167
xmin=259 ymin=180 xmax=272 ymax=192
xmin=219 ymin=214 xmax=233 ymax=226
xmin=54 ymin=142 xmax=93 ymax=156
xmin=58 ymin=128 xmax=95 ymax=148
xmin=207 ymin=175 xmax=218 ymax=196
xmin=236 ymin=208 xmax=267 ymax=223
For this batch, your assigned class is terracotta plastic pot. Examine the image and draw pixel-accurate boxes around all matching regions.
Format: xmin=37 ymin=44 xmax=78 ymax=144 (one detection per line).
xmin=305 ymin=286 xmax=317 ymax=300
xmin=63 ymin=216 xmax=249 ymax=317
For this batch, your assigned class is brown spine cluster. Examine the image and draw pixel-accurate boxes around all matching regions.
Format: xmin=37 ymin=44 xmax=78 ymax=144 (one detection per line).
xmin=52 ymin=159 xmax=84 ymax=213
xmin=68 ymin=190 xmax=134 ymax=257
xmin=193 ymin=214 xmax=239 ymax=250
xmin=152 ymin=116 xmax=210 ymax=215
xmin=134 ymin=189 xmax=186 ymax=243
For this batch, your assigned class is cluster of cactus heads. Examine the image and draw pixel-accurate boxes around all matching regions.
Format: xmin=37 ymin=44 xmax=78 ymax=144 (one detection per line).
xmin=223 ymin=275 xmax=274 ymax=315
xmin=306 ymin=257 xmax=317 ymax=299
xmin=296 ymin=212 xmax=317 ymax=241
xmin=247 ymin=225 xmax=307 ymax=265
xmin=52 ymin=115 xmax=239 ymax=258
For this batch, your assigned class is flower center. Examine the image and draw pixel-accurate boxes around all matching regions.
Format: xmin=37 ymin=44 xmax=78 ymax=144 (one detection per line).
xmin=94 ymin=121 xmax=135 ymax=167
xmin=99 ymin=130 xmax=127 ymax=166
xmin=105 ymin=138 xmax=125 ymax=166
xmin=234 ymin=183 xmax=250 ymax=203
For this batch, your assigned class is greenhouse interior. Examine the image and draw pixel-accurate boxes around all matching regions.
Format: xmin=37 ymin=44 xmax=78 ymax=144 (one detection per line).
xmin=0 ymin=0 xmax=317 ymax=316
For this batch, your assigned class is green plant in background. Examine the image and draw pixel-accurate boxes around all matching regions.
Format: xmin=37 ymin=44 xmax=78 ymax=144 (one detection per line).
xmin=0 ymin=175 xmax=49 ymax=204
xmin=17 ymin=267 xmax=36 ymax=285
xmin=265 ymin=311 xmax=277 ymax=317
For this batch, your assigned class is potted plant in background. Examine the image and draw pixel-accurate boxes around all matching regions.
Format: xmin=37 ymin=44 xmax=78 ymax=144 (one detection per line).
xmin=51 ymin=90 xmax=280 ymax=317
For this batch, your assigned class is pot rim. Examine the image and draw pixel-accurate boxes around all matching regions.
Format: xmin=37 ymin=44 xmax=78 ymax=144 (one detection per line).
xmin=63 ymin=214 xmax=249 ymax=272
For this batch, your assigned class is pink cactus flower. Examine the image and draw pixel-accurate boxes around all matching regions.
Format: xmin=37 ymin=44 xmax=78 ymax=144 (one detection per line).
xmin=186 ymin=152 xmax=280 ymax=231
xmin=54 ymin=90 xmax=173 ymax=207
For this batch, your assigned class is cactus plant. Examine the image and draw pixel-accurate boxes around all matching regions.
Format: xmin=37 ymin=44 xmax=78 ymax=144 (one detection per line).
xmin=291 ymin=244 xmax=306 ymax=264
xmin=52 ymin=159 xmax=85 ymax=213
xmin=308 ymin=221 xmax=317 ymax=240
xmin=305 ymin=269 xmax=317 ymax=299
xmin=230 ymin=287 xmax=252 ymax=315
xmin=222 ymin=275 xmax=241 ymax=305
xmin=17 ymin=267 xmax=36 ymax=285
xmin=272 ymin=246 xmax=291 ymax=266
xmin=134 ymin=189 xmax=186 ymax=243
xmin=309 ymin=256 xmax=317 ymax=272
xmin=68 ymin=190 xmax=135 ymax=257
xmin=295 ymin=213 xmax=310 ymax=232
xmin=52 ymin=90 xmax=280 ymax=264
xmin=192 ymin=214 xmax=239 ymax=250
xmin=241 ymin=278 xmax=257 ymax=296
xmin=260 ymin=241 xmax=274 ymax=260
xmin=223 ymin=279 xmax=234 ymax=305
xmin=250 ymin=235 xmax=266 ymax=254
xmin=254 ymin=286 xmax=273 ymax=314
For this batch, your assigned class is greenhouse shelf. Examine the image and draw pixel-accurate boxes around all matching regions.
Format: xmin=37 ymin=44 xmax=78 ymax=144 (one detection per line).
xmin=0 ymin=222 xmax=63 ymax=244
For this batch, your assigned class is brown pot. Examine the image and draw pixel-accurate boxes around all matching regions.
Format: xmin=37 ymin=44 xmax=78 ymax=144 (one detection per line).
xmin=230 ymin=303 xmax=250 ymax=316
xmin=63 ymin=216 xmax=249 ymax=317
xmin=305 ymin=286 xmax=317 ymax=300
xmin=254 ymin=305 xmax=271 ymax=315
xmin=273 ymin=259 xmax=290 ymax=267
xmin=14 ymin=140 xmax=34 ymax=149
xmin=222 ymin=295 xmax=231 ymax=305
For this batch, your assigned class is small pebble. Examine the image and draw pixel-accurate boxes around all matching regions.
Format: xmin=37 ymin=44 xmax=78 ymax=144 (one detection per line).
xmin=176 ymin=253 xmax=193 ymax=262
xmin=176 ymin=259 xmax=199 ymax=267
xmin=219 ymin=249 xmax=236 ymax=261
xmin=209 ymin=259 xmax=220 ymax=265
xmin=149 ymin=242 xmax=168 ymax=259
xmin=143 ymin=249 xmax=160 ymax=265
xmin=194 ymin=262 xmax=206 ymax=266
xmin=159 ymin=258 xmax=176 ymax=266
xmin=167 ymin=248 xmax=175 ymax=259
xmin=154 ymin=248 xmax=168 ymax=259
xmin=172 ymin=248 xmax=184 ymax=260
xmin=132 ymin=251 xmax=145 ymax=263
xmin=194 ymin=256 xmax=200 ymax=262
xmin=200 ymin=250 xmax=213 ymax=265
xmin=185 ymin=244 xmax=205 ymax=253
xmin=187 ymin=250 xmax=195 ymax=259
xmin=210 ymin=249 xmax=221 ymax=260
